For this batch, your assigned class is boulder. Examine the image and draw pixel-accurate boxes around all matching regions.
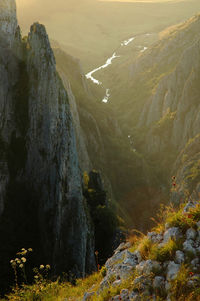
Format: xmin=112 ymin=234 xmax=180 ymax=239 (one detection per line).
xmin=175 ymin=250 xmax=185 ymax=264
xmin=186 ymin=228 xmax=197 ymax=240
xmin=163 ymin=227 xmax=182 ymax=244
xmin=122 ymin=250 xmax=141 ymax=267
xmin=105 ymin=250 xmax=127 ymax=269
xmin=136 ymin=260 xmax=162 ymax=276
xmin=153 ymin=276 xmax=165 ymax=290
xmin=147 ymin=232 xmax=163 ymax=243
xmin=134 ymin=275 xmax=152 ymax=291
xmin=116 ymin=264 xmax=135 ymax=279
xmin=166 ymin=261 xmax=180 ymax=281
xmin=191 ymin=258 xmax=199 ymax=266
xmin=114 ymin=242 xmax=131 ymax=254
xmin=183 ymin=239 xmax=196 ymax=256
xmin=133 ymin=250 xmax=142 ymax=263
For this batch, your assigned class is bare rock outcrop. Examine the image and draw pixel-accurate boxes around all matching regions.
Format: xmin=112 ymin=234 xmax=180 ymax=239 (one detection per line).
xmin=0 ymin=1 xmax=95 ymax=294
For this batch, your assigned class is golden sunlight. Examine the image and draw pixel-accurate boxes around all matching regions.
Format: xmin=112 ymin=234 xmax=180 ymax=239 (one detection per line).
xmin=16 ymin=0 xmax=36 ymax=6
xmin=101 ymin=0 xmax=184 ymax=2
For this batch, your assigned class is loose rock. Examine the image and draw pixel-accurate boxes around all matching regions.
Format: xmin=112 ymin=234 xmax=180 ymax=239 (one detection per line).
xmin=166 ymin=261 xmax=180 ymax=281
xmin=186 ymin=228 xmax=197 ymax=240
xmin=175 ymin=250 xmax=185 ymax=264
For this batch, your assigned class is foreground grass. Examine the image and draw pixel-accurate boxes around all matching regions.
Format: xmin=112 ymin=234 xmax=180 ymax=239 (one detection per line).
xmin=2 ymin=273 xmax=136 ymax=301
xmin=3 ymin=202 xmax=200 ymax=300
xmin=2 ymin=272 xmax=102 ymax=301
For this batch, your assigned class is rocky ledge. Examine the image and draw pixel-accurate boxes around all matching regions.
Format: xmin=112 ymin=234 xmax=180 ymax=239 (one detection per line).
xmin=83 ymin=200 xmax=200 ymax=300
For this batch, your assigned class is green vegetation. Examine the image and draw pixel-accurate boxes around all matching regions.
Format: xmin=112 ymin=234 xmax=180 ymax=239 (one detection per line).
xmin=4 ymin=202 xmax=200 ymax=300
xmin=83 ymin=171 xmax=120 ymax=264
xmin=92 ymin=275 xmax=136 ymax=301
xmin=170 ymin=264 xmax=200 ymax=300
xmin=130 ymin=234 xmax=181 ymax=264
xmin=186 ymin=159 xmax=200 ymax=190
xmin=150 ymin=239 xmax=181 ymax=262
xmin=3 ymin=272 xmax=102 ymax=301
xmin=153 ymin=108 xmax=176 ymax=136
xmin=166 ymin=207 xmax=197 ymax=232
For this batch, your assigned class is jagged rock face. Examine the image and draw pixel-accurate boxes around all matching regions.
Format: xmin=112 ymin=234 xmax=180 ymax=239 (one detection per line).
xmin=0 ymin=41 xmax=22 ymax=218
xmin=53 ymin=47 xmax=106 ymax=172
xmin=0 ymin=0 xmax=17 ymax=46
xmin=0 ymin=1 xmax=95 ymax=293
xmin=139 ymin=38 xmax=200 ymax=154
xmin=83 ymin=200 xmax=200 ymax=301
xmin=0 ymin=0 xmax=21 ymax=218
xmin=107 ymin=15 xmax=200 ymax=215
xmin=122 ymin=16 xmax=200 ymax=159
xmin=111 ymin=16 xmax=200 ymax=154
xmin=56 ymin=62 xmax=92 ymax=172
xmin=25 ymin=23 xmax=95 ymax=275
xmin=53 ymin=47 xmax=118 ymax=200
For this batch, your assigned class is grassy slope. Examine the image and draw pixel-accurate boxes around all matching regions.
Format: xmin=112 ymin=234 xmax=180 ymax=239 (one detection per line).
xmin=4 ymin=202 xmax=200 ymax=301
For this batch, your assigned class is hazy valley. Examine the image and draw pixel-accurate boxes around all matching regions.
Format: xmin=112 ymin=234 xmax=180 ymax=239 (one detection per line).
xmin=0 ymin=0 xmax=200 ymax=300
xmin=16 ymin=0 xmax=200 ymax=70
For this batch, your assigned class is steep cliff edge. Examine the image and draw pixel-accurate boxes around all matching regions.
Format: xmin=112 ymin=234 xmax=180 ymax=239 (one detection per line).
xmin=53 ymin=46 xmax=122 ymax=201
xmin=96 ymin=15 xmax=200 ymax=227
xmin=53 ymin=46 xmax=157 ymax=231
xmin=115 ymin=15 xmax=200 ymax=153
xmin=130 ymin=16 xmax=200 ymax=207
xmin=0 ymin=0 xmax=17 ymax=46
xmin=0 ymin=0 xmax=96 ymax=294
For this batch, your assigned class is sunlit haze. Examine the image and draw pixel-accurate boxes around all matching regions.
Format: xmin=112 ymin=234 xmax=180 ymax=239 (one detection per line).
xmin=1 ymin=0 xmax=200 ymax=297
xmin=15 ymin=0 xmax=200 ymax=71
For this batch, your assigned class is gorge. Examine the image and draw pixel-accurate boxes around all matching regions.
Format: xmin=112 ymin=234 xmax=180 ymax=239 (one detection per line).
xmin=0 ymin=0 xmax=200 ymax=299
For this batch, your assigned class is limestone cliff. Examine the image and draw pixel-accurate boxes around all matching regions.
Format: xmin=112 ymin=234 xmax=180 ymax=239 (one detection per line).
xmin=0 ymin=0 xmax=17 ymax=46
xmin=51 ymin=14 xmax=200 ymax=233
xmin=53 ymin=46 xmax=120 ymax=200
xmin=0 ymin=0 xmax=95 ymax=293
xmin=129 ymin=16 xmax=200 ymax=205
xmin=105 ymin=15 xmax=200 ymax=223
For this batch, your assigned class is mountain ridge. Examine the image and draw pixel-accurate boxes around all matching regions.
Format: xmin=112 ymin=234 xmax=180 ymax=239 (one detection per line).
xmin=0 ymin=1 xmax=97 ymax=294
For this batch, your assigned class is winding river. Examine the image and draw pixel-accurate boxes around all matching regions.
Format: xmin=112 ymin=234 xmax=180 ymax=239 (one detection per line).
xmin=86 ymin=52 xmax=120 ymax=85
xmin=85 ymin=34 xmax=150 ymax=103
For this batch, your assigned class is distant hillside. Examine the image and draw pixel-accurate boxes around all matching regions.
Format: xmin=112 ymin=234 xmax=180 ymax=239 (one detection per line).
xmin=53 ymin=44 xmax=160 ymax=230
xmin=56 ymin=13 xmax=200 ymax=230
xmin=16 ymin=0 xmax=200 ymax=71
xmin=102 ymin=14 xmax=200 ymax=225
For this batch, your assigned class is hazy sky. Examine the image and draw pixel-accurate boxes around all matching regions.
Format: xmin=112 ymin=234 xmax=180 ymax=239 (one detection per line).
xmin=15 ymin=0 xmax=200 ymax=70
xmin=15 ymin=0 xmax=192 ymax=25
